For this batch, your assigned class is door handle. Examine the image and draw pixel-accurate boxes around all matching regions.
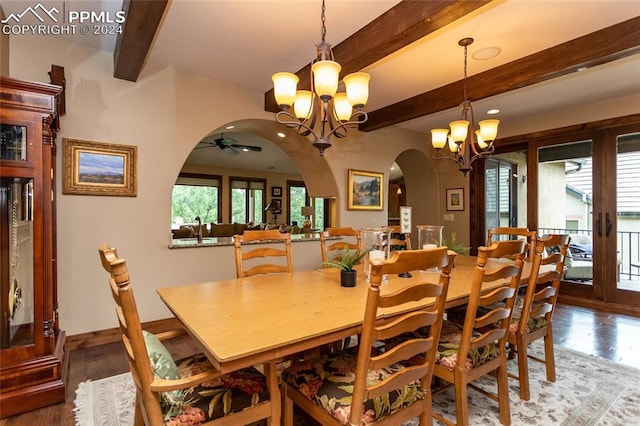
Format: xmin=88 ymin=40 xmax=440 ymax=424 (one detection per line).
xmin=595 ymin=212 xmax=602 ymax=237
xmin=605 ymin=212 xmax=612 ymax=237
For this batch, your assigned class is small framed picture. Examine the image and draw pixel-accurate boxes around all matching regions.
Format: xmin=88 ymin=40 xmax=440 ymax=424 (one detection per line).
xmin=271 ymin=186 xmax=282 ymax=197
xmin=400 ymin=206 xmax=412 ymax=234
xmin=446 ymin=188 xmax=464 ymax=211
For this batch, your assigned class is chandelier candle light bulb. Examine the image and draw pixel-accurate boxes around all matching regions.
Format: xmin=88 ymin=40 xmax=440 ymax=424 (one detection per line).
xmin=272 ymin=72 xmax=299 ymax=107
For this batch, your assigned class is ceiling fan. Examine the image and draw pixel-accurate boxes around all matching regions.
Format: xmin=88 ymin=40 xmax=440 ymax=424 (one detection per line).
xmin=195 ymin=133 xmax=262 ymax=155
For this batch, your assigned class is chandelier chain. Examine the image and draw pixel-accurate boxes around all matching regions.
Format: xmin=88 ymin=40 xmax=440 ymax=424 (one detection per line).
xmin=463 ymin=43 xmax=468 ymax=103
xmin=321 ymin=0 xmax=326 ymax=44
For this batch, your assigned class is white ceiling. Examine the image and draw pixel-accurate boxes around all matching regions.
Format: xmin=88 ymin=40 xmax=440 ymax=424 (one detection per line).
xmin=3 ymin=0 xmax=639 ymax=176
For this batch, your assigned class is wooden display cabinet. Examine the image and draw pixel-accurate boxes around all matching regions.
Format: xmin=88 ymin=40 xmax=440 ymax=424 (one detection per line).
xmin=0 ymin=76 xmax=67 ymax=417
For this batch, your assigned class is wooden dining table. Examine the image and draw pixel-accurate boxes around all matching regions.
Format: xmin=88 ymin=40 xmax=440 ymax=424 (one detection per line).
xmin=156 ymin=255 xmax=536 ymax=375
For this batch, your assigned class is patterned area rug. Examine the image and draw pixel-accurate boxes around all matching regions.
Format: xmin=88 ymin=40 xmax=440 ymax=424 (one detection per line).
xmin=73 ymin=372 xmax=136 ymax=426
xmin=74 ymin=343 xmax=640 ymax=425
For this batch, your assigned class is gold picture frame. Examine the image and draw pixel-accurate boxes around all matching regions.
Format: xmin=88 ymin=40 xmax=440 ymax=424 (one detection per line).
xmin=348 ymin=169 xmax=384 ymax=211
xmin=63 ymin=138 xmax=137 ymax=196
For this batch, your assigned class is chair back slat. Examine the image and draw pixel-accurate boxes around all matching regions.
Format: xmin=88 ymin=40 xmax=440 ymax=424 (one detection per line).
xmin=369 ymin=339 xmax=432 ymax=371
xmin=366 ymin=365 xmax=428 ymax=400
xmin=533 ymin=285 xmax=557 ymax=302
xmin=348 ymin=247 xmax=455 ymax=425
xmin=475 ymin=307 xmax=511 ymax=329
xmin=243 ymin=264 xmax=290 ymax=276
xmin=479 ymin=284 xmax=517 ymax=305
xmin=234 ymin=230 xmax=293 ymax=278
xmin=470 ymin=328 xmax=508 ymax=350
xmin=378 ymin=282 xmax=442 ymax=308
xmin=374 ymin=311 xmax=438 ymax=340
xmin=242 ymin=247 xmax=288 ymax=260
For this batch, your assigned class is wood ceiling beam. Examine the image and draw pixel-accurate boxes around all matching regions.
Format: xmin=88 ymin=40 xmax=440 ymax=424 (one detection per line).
xmin=114 ymin=0 xmax=169 ymax=82
xmin=361 ymin=17 xmax=640 ymax=132
xmin=264 ymin=0 xmax=492 ymax=113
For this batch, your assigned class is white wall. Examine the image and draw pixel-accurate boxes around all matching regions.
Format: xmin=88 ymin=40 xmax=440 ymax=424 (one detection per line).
xmin=8 ymin=35 xmax=457 ymax=335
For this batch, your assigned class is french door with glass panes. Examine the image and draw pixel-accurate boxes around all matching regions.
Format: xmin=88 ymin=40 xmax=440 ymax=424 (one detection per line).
xmin=536 ymin=130 xmax=640 ymax=311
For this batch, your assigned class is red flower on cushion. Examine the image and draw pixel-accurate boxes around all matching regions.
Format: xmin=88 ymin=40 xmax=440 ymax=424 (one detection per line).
xmin=220 ymin=370 xmax=266 ymax=394
xmin=166 ymin=405 xmax=206 ymax=426
xmin=299 ymin=379 xmax=323 ymax=399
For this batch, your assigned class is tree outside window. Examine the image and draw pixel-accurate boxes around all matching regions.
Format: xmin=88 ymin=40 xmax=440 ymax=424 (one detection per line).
xmin=231 ymin=178 xmax=266 ymax=224
xmin=172 ymin=174 xmax=221 ymax=227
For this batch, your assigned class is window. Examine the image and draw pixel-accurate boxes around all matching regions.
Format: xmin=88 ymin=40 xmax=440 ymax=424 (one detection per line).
xmin=230 ymin=177 xmax=266 ymax=224
xmin=172 ymin=173 xmax=221 ymax=227
xmin=288 ymin=181 xmax=307 ymax=226
xmin=287 ymin=180 xmax=325 ymax=229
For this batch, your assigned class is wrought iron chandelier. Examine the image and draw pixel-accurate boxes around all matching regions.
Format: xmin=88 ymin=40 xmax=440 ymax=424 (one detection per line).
xmin=271 ymin=0 xmax=370 ymax=156
xmin=431 ymin=37 xmax=499 ymax=176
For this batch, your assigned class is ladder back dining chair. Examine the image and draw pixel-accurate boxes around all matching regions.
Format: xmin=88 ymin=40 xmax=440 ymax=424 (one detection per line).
xmin=319 ymin=226 xmax=363 ymax=266
xmin=281 ymin=247 xmax=456 ymax=426
xmin=487 ymin=227 xmax=537 ymax=261
xmin=97 ymin=243 xmax=280 ymax=425
xmin=233 ymin=229 xmax=293 ymax=278
xmin=432 ymin=239 xmax=527 ymax=426
xmin=506 ymin=234 xmax=570 ymax=400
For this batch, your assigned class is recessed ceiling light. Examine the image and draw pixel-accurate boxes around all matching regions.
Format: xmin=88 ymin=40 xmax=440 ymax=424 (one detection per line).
xmin=277 ymin=132 xmax=286 ymax=138
xmin=487 ymin=109 xmax=500 ymax=115
xmin=225 ymin=125 xmax=235 ymax=129
xmin=242 ymin=148 xmax=249 ymax=152
xmin=473 ymin=47 xmax=501 ymax=60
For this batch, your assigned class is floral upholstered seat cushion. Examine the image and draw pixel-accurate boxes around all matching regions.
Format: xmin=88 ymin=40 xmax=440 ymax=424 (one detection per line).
xmin=509 ymin=303 xmax=549 ymax=334
xmin=281 ymin=348 xmax=424 ymax=425
xmin=163 ymin=353 xmax=269 ymax=425
xmin=141 ymin=331 xmax=269 ymax=424
xmin=436 ymin=321 xmax=500 ymax=372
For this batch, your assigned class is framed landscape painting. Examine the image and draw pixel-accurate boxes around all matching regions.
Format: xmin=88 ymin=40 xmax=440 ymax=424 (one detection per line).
xmin=348 ymin=169 xmax=384 ymax=210
xmin=63 ymin=138 xmax=137 ymax=196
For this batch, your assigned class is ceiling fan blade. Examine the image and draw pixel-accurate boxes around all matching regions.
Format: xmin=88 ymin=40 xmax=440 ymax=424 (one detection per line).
xmin=234 ymin=144 xmax=262 ymax=152
xmin=225 ymin=146 xmax=240 ymax=155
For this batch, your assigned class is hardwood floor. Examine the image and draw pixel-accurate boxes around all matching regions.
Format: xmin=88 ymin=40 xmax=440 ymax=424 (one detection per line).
xmin=1 ymin=303 xmax=638 ymax=425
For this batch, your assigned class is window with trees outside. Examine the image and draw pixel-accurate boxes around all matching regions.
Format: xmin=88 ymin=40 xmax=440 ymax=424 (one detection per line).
xmin=288 ymin=180 xmax=325 ymax=229
xmin=231 ymin=177 xmax=265 ymax=224
xmin=172 ymin=173 xmax=221 ymax=228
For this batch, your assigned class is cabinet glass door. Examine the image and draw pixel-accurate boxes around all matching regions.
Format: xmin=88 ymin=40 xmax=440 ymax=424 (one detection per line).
xmin=0 ymin=125 xmax=28 ymax=162
xmin=1 ymin=177 xmax=34 ymax=349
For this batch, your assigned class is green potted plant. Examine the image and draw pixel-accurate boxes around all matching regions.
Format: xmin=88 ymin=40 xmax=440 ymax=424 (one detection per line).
xmin=442 ymin=232 xmax=471 ymax=256
xmin=323 ymin=247 xmax=369 ymax=287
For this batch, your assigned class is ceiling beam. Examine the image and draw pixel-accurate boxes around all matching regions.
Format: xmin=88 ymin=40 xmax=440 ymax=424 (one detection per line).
xmin=361 ymin=17 xmax=640 ymax=132
xmin=114 ymin=0 xmax=169 ymax=82
xmin=264 ymin=0 xmax=492 ymax=113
